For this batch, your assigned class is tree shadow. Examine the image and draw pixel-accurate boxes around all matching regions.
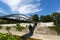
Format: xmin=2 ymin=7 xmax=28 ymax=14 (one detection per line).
xmin=21 ymin=23 xmax=37 ymax=40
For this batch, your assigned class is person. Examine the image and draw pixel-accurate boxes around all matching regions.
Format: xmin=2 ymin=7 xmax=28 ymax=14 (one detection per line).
xmin=29 ymin=24 xmax=33 ymax=33
xmin=32 ymin=22 xmax=37 ymax=33
xmin=29 ymin=22 xmax=37 ymax=34
xmin=34 ymin=22 xmax=37 ymax=26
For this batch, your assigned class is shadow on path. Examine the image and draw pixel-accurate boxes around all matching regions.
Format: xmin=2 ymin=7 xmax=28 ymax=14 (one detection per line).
xmin=21 ymin=23 xmax=37 ymax=40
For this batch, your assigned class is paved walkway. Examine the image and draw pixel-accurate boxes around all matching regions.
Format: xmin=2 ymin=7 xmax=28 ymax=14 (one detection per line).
xmin=32 ymin=34 xmax=60 ymax=40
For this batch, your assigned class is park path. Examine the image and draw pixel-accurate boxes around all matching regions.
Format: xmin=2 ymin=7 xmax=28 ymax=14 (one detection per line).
xmin=0 ymin=26 xmax=60 ymax=40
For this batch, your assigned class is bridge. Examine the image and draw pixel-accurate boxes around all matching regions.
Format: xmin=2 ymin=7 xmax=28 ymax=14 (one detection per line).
xmin=0 ymin=13 xmax=31 ymax=23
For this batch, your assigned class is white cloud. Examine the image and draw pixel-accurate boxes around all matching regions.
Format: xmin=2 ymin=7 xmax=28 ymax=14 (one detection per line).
xmin=0 ymin=8 xmax=6 ymax=15
xmin=56 ymin=10 xmax=60 ymax=13
xmin=18 ymin=4 xmax=42 ymax=14
xmin=1 ymin=0 xmax=42 ymax=14
xmin=1 ymin=0 xmax=22 ymax=11
xmin=0 ymin=8 xmax=11 ymax=15
xmin=55 ymin=9 xmax=60 ymax=13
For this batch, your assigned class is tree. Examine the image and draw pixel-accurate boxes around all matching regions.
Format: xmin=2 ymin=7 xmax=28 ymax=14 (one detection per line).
xmin=40 ymin=16 xmax=46 ymax=22
xmin=40 ymin=15 xmax=53 ymax=22
xmin=51 ymin=12 xmax=60 ymax=25
xmin=31 ymin=14 xmax=39 ymax=22
xmin=45 ymin=15 xmax=53 ymax=22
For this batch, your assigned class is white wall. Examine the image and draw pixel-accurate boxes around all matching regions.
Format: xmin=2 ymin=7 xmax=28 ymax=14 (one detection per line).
xmin=0 ymin=23 xmax=34 ymax=27
xmin=38 ymin=22 xmax=54 ymax=27
xmin=20 ymin=23 xmax=34 ymax=27
xmin=0 ymin=22 xmax=54 ymax=27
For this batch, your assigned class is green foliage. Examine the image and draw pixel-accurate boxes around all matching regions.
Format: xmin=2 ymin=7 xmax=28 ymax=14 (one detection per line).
xmin=31 ymin=14 xmax=39 ymax=22
xmin=40 ymin=16 xmax=46 ymax=22
xmin=51 ymin=12 xmax=60 ymax=25
xmin=40 ymin=12 xmax=60 ymax=25
xmin=0 ymin=19 xmax=21 ymax=24
xmin=0 ymin=33 xmax=21 ymax=40
xmin=40 ymin=15 xmax=53 ymax=22
xmin=6 ymin=26 xmax=11 ymax=31
xmin=48 ymin=25 xmax=60 ymax=35
xmin=15 ymin=23 xmax=25 ymax=31
xmin=0 ymin=26 xmax=2 ymax=29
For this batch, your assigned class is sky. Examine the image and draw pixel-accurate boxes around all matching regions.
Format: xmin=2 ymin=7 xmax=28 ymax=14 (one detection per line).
xmin=0 ymin=0 xmax=60 ymax=16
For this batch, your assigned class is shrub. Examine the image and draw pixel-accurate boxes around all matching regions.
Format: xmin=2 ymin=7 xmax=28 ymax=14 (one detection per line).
xmin=0 ymin=33 xmax=18 ymax=40
xmin=15 ymin=23 xmax=25 ymax=31
xmin=48 ymin=25 xmax=60 ymax=35
xmin=6 ymin=26 xmax=11 ymax=31
xmin=0 ymin=26 xmax=2 ymax=29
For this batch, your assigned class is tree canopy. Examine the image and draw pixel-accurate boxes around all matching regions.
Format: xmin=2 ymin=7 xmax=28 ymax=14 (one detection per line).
xmin=40 ymin=15 xmax=53 ymax=22
xmin=51 ymin=12 xmax=60 ymax=25
xmin=31 ymin=14 xmax=39 ymax=22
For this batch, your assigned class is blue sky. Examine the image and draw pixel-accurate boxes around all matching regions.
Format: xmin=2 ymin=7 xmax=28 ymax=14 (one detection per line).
xmin=0 ymin=0 xmax=60 ymax=16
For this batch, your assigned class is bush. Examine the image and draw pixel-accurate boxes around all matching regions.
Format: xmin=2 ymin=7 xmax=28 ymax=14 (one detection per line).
xmin=15 ymin=23 xmax=25 ymax=31
xmin=54 ymin=25 xmax=60 ymax=35
xmin=0 ymin=33 xmax=21 ymax=40
xmin=0 ymin=26 xmax=2 ymax=29
xmin=48 ymin=25 xmax=60 ymax=35
xmin=6 ymin=26 xmax=11 ymax=31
